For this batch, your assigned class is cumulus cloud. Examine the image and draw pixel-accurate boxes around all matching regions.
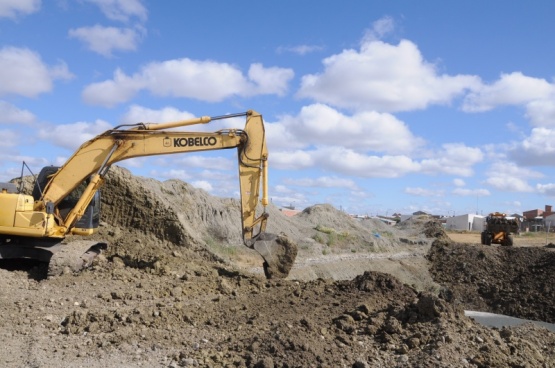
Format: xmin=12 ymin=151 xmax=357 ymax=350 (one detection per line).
xmin=484 ymin=162 xmax=542 ymax=192
xmin=0 ymin=129 xmax=19 ymax=148
xmin=274 ymin=104 xmax=425 ymax=154
xmin=537 ymin=183 xmax=555 ymax=196
xmin=526 ymin=98 xmax=555 ymax=127
xmin=0 ymin=47 xmax=73 ymax=97
xmin=38 ymin=120 xmax=113 ymax=150
xmin=84 ymin=0 xmax=147 ymax=22
xmin=268 ymin=110 xmax=483 ymax=178
xmin=313 ymin=146 xmax=421 ymax=178
xmin=362 ymin=16 xmax=395 ymax=43
xmin=297 ymin=38 xmax=480 ymax=112
xmin=270 ymin=150 xmax=315 ymax=170
xmin=284 ymin=176 xmax=359 ymax=190
xmin=508 ymin=127 xmax=555 ymax=166
xmin=420 ymin=143 xmax=484 ymax=177
xmin=121 ymin=105 xmax=196 ymax=125
xmin=69 ymin=25 xmax=144 ymax=57
xmin=405 ymin=187 xmax=444 ymax=197
xmin=82 ymin=59 xmax=293 ymax=107
xmin=452 ymin=188 xmax=490 ymax=197
xmin=0 ymin=0 xmax=40 ymax=19
xmin=0 ymin=101 xmax=35 ymax=124
xmin=172 ymin=156 xmax=235 ymax=171
xmin=462 ymin=72 xmax=554 ymax=112
xmin=191 ymin=180 xmax=213 ymax=192
xmin=276 ymin=44 xmax=324 ymax=55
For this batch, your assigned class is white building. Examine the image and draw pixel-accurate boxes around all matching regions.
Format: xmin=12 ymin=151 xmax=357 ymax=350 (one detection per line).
xmin=445 ymin=214 xmax=485 ymax=231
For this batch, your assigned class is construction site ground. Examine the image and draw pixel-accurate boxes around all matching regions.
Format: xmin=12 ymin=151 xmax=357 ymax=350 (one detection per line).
xmin=2 ymin=166 xmax=555 ymax=367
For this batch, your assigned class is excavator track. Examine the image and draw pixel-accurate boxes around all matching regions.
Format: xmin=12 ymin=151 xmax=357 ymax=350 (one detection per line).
xmin=47 ymin=240 xmax=107 ymax=277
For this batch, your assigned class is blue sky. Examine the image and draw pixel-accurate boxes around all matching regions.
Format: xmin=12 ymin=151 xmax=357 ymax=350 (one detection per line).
xmin=1 ymin=0 xmax=555 ymax=217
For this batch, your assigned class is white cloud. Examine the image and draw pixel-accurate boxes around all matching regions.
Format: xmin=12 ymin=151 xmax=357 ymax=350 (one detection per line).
xmin=405 ymin=187 xmax=444 ymax=197
xmin=0 ymin=154 xmax=50 ymax=181
xmin=0 ymin=129 xmax=19 ymax=148
xmin=452 ymin=188 xmax=490 ymax=197
xmin=297 ymin=39 xmax=480 ymax=112
xmin=463 ymin=72 xmax=554 ymax=112
xmin=247 ymin=63 xmax=293 ymax=96
xmin=173 ymin=156 xmax=235 ymax=171
xmin=274 ymin=184 xmax=293 ymax=194
xmin=537 ymin=183 xmax=555 ymax=196
xmin=362 ymin=16 xmax=395 ymax=43
xmin=191 ymin=180 xmax=213 ymax=192
xmin=84 ymin=0 xmax=147 ymax=22
xmin=38 ymin=120 xmax=113 ymax=150
xmin=276 ymin=44 xmax=324 ymax=55
xmin=82 ymin=59 xmax=293 ymax=107
xmin=314 ymin=146 xmax=420 ymax=178
xmin=0 ymin=47 xmax=73 ymax=97
xmin=509 ymin=127 xmax=555 ymax=166
xmin=485 ymin=176 xmax=533 ymax=193
xmin=82 ymin=68 xmax=144 ymax=107
xmin=526 ymin=98 xmax=555 ymax=127
xmin=122 ymin=105 xmax=195 ymax=125
xmin=421 ymin=143 xmax=483 ymax=176
xmin=0 ymin=101 xmax=35 ymax=124
xmin=284 ymin=176 xmax=359 ymax=190
xmin=0 ymin=0 xmax=40 ymax=19
xmin=276 ymin=104 xmax=425 ymax=154
xmin=453 ymin=178 xmax=465 ymax=187
xmin=69 ymin=25 xmax=143 ymax=57
xmin=484 ymin=162 xmax=542 ymax=192
xmin=271 ymin=150 xmax=314 ymax=170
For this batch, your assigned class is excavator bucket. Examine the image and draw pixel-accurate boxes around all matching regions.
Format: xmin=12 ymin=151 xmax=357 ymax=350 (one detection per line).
xmin=253 ymin=233 xmax=298 ymax=279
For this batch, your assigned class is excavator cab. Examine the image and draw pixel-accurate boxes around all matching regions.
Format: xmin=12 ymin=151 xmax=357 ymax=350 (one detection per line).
xmin=32 ymin=166 xmax=101 ymax=236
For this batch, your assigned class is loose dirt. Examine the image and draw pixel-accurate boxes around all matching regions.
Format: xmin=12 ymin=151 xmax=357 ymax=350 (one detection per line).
xmin=2 ymin=166 xmax=555 ymax=367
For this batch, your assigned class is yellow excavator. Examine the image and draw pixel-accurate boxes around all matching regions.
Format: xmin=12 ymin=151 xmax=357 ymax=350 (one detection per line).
xmin=0 ymin=110 xmax=297 ymax=278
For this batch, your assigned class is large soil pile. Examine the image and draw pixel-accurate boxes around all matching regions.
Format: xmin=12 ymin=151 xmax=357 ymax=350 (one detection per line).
xmin=2 ymin=166 xmax=555 ymax=367
xmin=428 ymin=239 xmax=555 ymax=323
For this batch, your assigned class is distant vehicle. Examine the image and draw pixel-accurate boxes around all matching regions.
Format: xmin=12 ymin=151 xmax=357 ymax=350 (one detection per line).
xmin=481 ymin=212 xmax=520 ymax=246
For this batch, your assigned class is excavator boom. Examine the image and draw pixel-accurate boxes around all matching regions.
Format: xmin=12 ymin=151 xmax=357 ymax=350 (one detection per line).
xmin=0 ymin=110 xmax=297 ymax=278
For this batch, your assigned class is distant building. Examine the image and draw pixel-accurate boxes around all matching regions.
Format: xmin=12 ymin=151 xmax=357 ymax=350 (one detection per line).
xmin=522 ymin=205 xmax=553 ymax=232
xmin=280 ymin=208 xmax=301 ymax=217
xmin=523 ymin=205 xmax=553 ymax=220
xmin=445 ymin=214 xmax=485 ymax=231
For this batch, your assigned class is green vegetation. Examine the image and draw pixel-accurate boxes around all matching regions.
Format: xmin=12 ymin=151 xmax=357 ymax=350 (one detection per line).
xmin=313 ymin=224 xmax=354 ymax=248
xmin=315 ymin=224 xmax=335 ymax=234
xmin=204 ymin=237 xmax=238 ymax=258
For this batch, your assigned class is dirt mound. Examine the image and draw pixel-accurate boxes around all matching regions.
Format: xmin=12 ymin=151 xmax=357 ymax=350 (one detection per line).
xmin=428 ymin=239 xmax=555 ymax=323
xmin=4 ymin=262 xmax=555 ymax=368
xmin=296 ymin=204 xmax=418 ymax=253
xmin=396 ymin=215 xmax=450 ymax=242
xmin=3 ymin=167 xmax=555 ymax=367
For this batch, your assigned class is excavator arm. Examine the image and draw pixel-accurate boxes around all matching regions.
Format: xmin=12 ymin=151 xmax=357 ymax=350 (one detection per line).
xmin=38 ymin=110 xmax=268 ymax=242
xmin=0 ymin=110 xmax=297 ymax=278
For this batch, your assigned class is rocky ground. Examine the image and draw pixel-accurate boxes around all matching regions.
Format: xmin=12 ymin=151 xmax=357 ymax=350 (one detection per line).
xmin=2 ymin=166 xmax=555 ymax=367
